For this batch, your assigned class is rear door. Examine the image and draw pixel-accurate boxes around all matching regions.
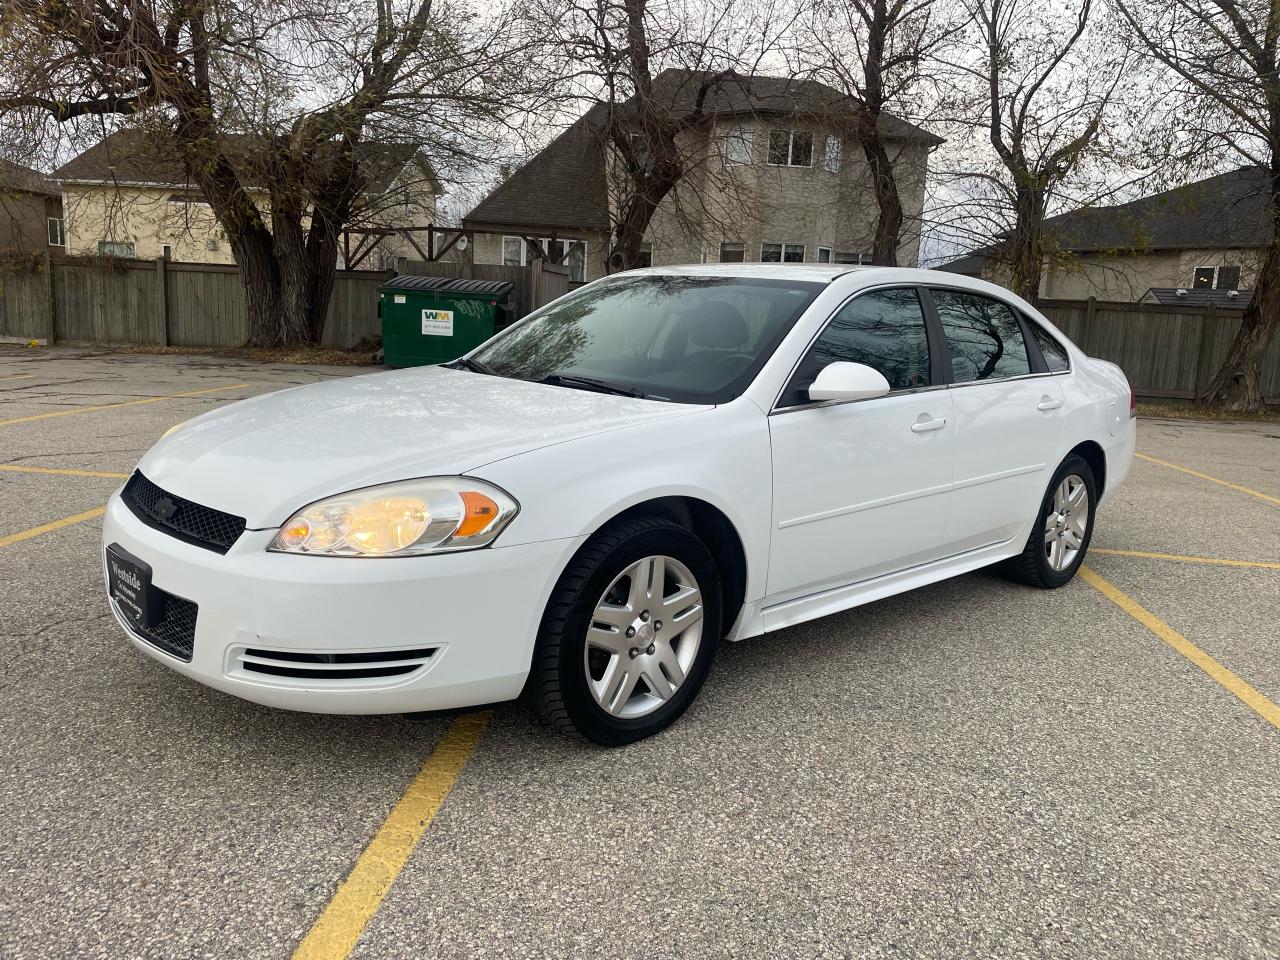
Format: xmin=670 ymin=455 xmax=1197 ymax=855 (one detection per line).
xmin=926 ymin=288 xmax=1066 ymax=555
xmin=766 ymin=287 xmax=955 ymax=604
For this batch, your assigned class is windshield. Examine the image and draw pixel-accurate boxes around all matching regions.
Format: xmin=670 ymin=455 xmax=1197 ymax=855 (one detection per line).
xmin=469 ymin=275 xmax=824 ymax=403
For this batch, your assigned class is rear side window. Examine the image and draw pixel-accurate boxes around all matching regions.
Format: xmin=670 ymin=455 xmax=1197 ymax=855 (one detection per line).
xmin=782 ymin=288 xmax=931 ymax=406
xmin=931 ymin=290 xmax=1033 ymax=382
xmin=1026 ymin=320 xmax=1070 ymax=372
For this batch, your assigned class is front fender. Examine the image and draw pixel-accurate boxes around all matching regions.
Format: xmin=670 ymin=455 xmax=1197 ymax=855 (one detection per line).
xmin=475 ymin=400 xmax=773 ymax=604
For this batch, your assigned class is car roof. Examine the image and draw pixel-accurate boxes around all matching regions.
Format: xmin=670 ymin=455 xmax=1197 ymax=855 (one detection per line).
xmin=619 ymin=263 xmax=864 ymax=283
xmin=617 ymin=263 xmax=1034 ymax=306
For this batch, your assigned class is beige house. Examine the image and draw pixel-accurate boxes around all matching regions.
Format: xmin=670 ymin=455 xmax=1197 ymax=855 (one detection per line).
xmin=462 ymin=71 xmax=941 ymax=282
xmin=940 ymin=167 xmax=1268 ymax=307
xmin=52 ymin=131 xmax=438 ymax=268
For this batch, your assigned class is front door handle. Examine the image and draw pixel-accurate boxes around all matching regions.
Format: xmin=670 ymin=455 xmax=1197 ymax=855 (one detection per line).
xmin=1037 ymin=395 xmax=1064 ymax=412
xmin=911 ymin=416 xmax=948 ymax=433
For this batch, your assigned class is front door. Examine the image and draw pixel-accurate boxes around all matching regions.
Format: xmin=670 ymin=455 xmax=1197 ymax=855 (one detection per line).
xmin=766 ymin=287 xmax=955 ymax=605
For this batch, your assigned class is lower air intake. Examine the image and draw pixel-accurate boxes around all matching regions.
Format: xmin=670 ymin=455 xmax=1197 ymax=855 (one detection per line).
xmin=238 ymin=646 xmax=436 ymax=681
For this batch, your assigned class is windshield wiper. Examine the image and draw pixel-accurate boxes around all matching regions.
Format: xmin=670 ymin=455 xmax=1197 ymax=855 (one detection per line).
xmin=538 ymin=374 xmax=647 ymax=399
xmin=449 ymin=356 xmax=499 ymax=376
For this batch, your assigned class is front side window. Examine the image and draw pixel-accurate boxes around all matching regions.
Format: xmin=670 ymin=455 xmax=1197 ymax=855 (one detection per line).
xmin=471 ymin=276 xmax=822 ymax=404
xmin=762 ymin=242 xmax=804 ymax=263
xmin=767 ymin=130 xmax=813 ymax=167
xmin=782 ymin=288 xmax=931 ymax=407
xmin=931 ymin=289 xmax=1032 ymax=382
xmin=1026 ymin=320 xmax=1070 ymax=372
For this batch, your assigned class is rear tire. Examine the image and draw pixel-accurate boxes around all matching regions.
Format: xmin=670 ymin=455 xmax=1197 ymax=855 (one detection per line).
xmin=1001 ymin=454 xmax=1097 ymax=589
xmin=529 ymin=517 xmax=722 ymax=746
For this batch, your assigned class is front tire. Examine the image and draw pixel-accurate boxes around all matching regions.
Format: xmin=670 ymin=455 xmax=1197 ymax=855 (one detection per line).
xmin=529 ymin=517 xmax=722 ymax=746
xmin=1002 ymin=454 xmax=1097 ymax=588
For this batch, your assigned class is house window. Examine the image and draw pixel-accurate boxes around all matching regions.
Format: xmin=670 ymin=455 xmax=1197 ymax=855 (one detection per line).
xmin=834 ymin=251 xmax=873 ymax=264
xmin=723 ymin=125 xmax=753 ymax=165
xmin=162 ymin=244 xmax=173 ymax=260
xmin=635 ymin=242 xmax=653 ymax=268
xmin=762 ymin=242 xmax=805 ymax=263
xmin=1194 ymin=265 xmax=1243 ymax=289
xmin=719 ymin=241 xmax=746 ymax=263
xmin=207 ymin=238 xmax=220 ymax=252
xmin=97 ymin=241 xmax=135 ymax=258
xmin=505 ymin=235 xmax=587 ymax=281
xmin=817 ymin=246 xmax=832 ymax=263
xmin=767 ymin=130 xmax=813 ymax=167
xmin=47 ymin=218 xmax=64 ymax=246
xmin=823 ymin=136 xmax=841 ymax=173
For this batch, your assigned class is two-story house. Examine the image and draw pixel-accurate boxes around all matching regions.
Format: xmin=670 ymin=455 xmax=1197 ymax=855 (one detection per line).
xmin=52 ymin=130 xmax=438 ymax=267
xmin=463 ymin=71 xmax=942 ymax=282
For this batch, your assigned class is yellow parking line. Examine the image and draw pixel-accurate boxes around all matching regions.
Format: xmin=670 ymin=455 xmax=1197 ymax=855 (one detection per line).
xmin=1080 ymin=566 xmax=1280 ymax=731
xmin=0 ymin=373 xmax=34 ymax=381
xmin=0 ymin=506 xmax=106 ymax=550
xmin=0 ymin=465 xmax=129 ymax=479
xmin=0 ymin=383 xmax=249 ymax=427
xmin=292 ymin=711 xmax=491 ymax=960
xmin=1135 ymin=452 xmax=1280 ymax=507
xmin=1091 ymin=547 xmax=1280 ymax=571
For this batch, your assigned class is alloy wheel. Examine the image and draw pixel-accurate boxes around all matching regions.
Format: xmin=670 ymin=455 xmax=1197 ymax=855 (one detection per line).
xmin=1044 ymin=473 xmax=1090 ymax=571
xmin=584 ymin=555 xmax=704 ymax=719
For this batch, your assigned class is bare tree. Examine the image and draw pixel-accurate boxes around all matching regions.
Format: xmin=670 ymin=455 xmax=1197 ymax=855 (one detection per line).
xmin=939 ymin=0 xmax=1135 ymax=300
xmin=0 ymin=0 xmax=539 ymax=345
xmin=1113 ymin=0 xmax=1280 ymax=411
xmin=801 ymin=0 xmax=962 ymax=265
xmin=531 ymin=0 xmax=796 ymax=271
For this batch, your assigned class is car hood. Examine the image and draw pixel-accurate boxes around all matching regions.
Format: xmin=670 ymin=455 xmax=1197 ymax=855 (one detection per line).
xmin=138 ymin=366 xmax=707 ymax=528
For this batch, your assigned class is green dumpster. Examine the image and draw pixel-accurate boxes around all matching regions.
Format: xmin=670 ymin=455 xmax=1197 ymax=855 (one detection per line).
xmin=379 ymin=275 xmax=515 ymax=367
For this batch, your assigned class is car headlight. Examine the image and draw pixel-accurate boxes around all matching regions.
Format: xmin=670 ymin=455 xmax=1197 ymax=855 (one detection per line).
xmin=268 ymin=478 xmax=518 ymax=557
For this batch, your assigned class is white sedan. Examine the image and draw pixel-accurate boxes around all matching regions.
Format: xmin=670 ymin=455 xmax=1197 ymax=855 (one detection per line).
xmin=103 ymin=265 xmax=1135 ymax=745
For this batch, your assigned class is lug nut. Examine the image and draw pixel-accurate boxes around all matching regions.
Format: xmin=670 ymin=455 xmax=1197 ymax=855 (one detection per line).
xmin=626 ymin=626 xmax=635 ymax=638
xmin=646 ymin=644 xmax=655 ymax=655
xmin=629 ymin=647 xmax=639 ymax=658
xmin=654 ymin=620 xmax=663 ymax=631
xmin=640 ymin=610 xmax=649 ymax=621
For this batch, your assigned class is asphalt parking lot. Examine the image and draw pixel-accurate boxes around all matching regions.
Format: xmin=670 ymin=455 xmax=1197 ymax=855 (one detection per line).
xmin=1 ymin=345 xmax=1278 ymax=960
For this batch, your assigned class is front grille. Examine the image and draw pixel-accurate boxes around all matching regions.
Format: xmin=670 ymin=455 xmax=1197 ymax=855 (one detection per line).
xmin=124 ymin=588 xmax=198 ymax=662
xmin=122 ymin=472 xmax=246 ymax=554
xmin=239 ymin=647 xmax=436 ymax=681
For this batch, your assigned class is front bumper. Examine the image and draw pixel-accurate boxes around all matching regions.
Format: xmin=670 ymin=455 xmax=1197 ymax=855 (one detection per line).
xmin=102 ymin=491 xmax=582 ymax=714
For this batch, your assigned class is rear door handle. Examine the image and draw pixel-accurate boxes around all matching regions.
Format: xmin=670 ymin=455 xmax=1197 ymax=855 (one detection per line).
xmin=1036 ymin=395 xmax=1063 ymax=411
xmin=911 ymin=416 xmax=948 ymax=433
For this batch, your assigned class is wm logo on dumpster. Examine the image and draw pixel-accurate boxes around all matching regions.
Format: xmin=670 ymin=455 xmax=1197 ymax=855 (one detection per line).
xmin=421 ymin=309 xmax=454 ymax=336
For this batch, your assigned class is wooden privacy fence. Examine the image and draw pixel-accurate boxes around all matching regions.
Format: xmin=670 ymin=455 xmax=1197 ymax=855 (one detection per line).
xmin=1034 ymin=297 xmax=1280 ymax=404
xmin=0 ymin=255 xmax=568 ymax=349
xmin=0 ymin=256 xmax=392 ymax=348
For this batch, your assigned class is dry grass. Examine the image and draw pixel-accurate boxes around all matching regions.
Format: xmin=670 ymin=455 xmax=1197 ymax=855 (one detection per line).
xmin=1137 ymin=402 xmax=1280 ymax=424
xmin=117 ymin=344 xmax=380 ymax=367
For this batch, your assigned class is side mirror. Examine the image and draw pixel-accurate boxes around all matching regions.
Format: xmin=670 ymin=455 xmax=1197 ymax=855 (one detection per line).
xmin=808 ymin=362 xmax=891 ymax=402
